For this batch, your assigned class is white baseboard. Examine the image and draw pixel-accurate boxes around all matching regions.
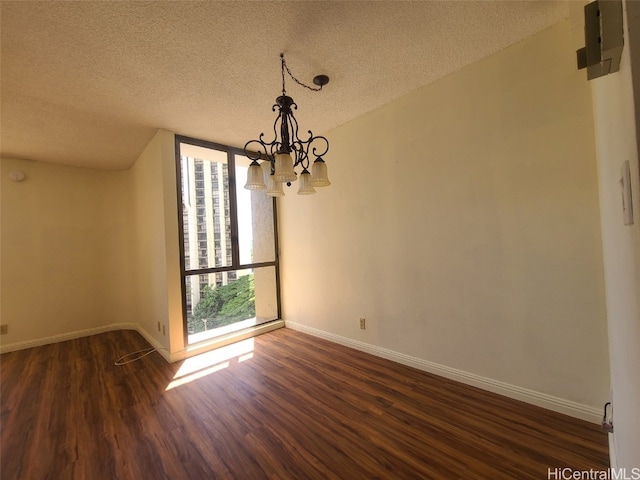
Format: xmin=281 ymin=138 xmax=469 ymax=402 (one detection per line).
xmin=0 ymin=320 xmax=286 ymax=365
xmin=0 ymin=323 xmax=141 ymax=354
xmin=0 ymin=322 xmax=174 ymax=361
xmin=133 ymin=325 xmax=171 ymax=362
xmin=285 ymin=321 xmax=602 ymax=424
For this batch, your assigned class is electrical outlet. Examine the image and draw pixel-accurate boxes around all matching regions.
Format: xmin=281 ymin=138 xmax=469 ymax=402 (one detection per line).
xmin=0 ymin=325 xmax=7 ymax=335
xmin=162 ymin=324 xmax=166 ymax=336
xmin=359 ymin=317 xmax=366 ymax=330
xmin=157 ymin=321 xmax=161 ymax=332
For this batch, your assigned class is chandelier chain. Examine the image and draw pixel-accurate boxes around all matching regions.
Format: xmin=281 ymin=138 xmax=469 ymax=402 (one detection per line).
xmin=281 ymin=53 xmax=323 ymax=95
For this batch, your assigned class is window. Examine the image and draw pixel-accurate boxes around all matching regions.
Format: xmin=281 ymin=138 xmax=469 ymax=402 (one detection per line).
xmin=176 ymin=136 xmax=280 ymax=345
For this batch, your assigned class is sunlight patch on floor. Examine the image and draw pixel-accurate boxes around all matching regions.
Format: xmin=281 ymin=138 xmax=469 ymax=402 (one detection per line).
xmin=166 ymin=338 xmax=254 ymax=391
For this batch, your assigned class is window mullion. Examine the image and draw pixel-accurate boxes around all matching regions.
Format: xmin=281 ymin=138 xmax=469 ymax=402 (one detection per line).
xmin=227 ymin=151 xmax=241 ymax=267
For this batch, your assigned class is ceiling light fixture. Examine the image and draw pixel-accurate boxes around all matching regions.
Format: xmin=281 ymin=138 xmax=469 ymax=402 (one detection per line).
xmin=244 ymin=53 xmax=331 ymax=196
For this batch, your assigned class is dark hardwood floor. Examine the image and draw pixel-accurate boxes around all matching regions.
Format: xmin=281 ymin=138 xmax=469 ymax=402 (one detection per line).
xmin=1 ymin=328 xmax=608 ymax=479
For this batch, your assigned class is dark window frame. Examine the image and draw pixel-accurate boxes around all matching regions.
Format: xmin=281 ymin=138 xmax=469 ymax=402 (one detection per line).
xmin=174 ymin=134 xmax=281 ymax=345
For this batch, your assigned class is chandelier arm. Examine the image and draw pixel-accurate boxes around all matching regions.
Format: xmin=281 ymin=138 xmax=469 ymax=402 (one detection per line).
xmin=287 ymin=112 xmax=310 ymax=169
xmin=309 ymin=135 xmax=329 ymax=158
xmin=243 ymin=137 xmax=269 ymax=162
xmin=267 ymin=118 xmax=282 ymax=159
xmin=271 ymin=111 xmax=283 ymax=150
xmin=294 ymin=141 xmax=310 ymax=170
xmin=288 ymin=110 xmax=301 ymax=146
xmin=269 ymin=143 xmax=279 ymax=159
xmin=301 ymin=129 xmax=315 ymax=166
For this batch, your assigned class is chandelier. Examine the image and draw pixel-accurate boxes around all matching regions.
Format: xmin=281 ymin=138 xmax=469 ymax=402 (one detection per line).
xmin=243 ymin=53 xmax=331 ymax=196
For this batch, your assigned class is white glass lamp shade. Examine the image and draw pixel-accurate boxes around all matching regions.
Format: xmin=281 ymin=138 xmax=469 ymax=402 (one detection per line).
xmin=244 ymin=161 xmax=266 ymax=190
xmin=297 ymin=169 xmax=316 ymax=195
xmin=274 ymin=152 xmax=297 ymax=183
xmin=310 ymin=158 xmax=331 ymax=187
xmin=260 ymin=161 xmax=272 ymax=185
xmin=260 ymin=160 xmax=284 ymax=196
xmin=266 ymin=173 xmax=285 ymax=196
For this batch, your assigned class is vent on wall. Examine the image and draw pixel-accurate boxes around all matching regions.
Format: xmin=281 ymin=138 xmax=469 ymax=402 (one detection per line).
xmin=576 ymin=0 xmax=624 ymax=80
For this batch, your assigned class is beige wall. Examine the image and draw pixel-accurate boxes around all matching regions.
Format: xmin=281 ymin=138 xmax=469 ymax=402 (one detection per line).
xmin=0 ymin=129 xmax=182 ymax=358
xmin=0 ymin=157 xmax=133 ymax=344
xmin=588 ymin=0 xmax=640 ymax=468
xmin=280 ymin=20 xmax=610 ymax=412
xmin=128 ymin=130 xmax=182 ymax=355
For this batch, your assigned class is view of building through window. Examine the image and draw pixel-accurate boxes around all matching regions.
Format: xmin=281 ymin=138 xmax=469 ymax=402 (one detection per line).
xmin=177 ymin=138 xmax=279 ymax=345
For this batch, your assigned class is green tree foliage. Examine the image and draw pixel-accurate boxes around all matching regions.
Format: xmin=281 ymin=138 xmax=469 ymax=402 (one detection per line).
xmin=190 ymin=274 xmax=255 ymax=333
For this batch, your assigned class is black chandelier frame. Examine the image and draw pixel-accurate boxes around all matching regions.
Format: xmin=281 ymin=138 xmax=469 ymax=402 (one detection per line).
xmin=244 ymin=54 xmax=329 ymax=178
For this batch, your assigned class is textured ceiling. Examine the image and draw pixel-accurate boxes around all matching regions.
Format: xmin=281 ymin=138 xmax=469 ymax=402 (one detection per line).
xmin=1 ymin=1 xmax=569 ymax=170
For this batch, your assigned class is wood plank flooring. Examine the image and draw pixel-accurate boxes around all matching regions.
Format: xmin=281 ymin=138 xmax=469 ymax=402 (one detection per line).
xmin=1 ymin=328 xmax=608 ymax=479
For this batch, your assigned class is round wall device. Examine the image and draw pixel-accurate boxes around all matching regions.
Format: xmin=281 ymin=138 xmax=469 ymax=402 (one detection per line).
xmin=9 ymin=171 xmax=26 ymax=182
